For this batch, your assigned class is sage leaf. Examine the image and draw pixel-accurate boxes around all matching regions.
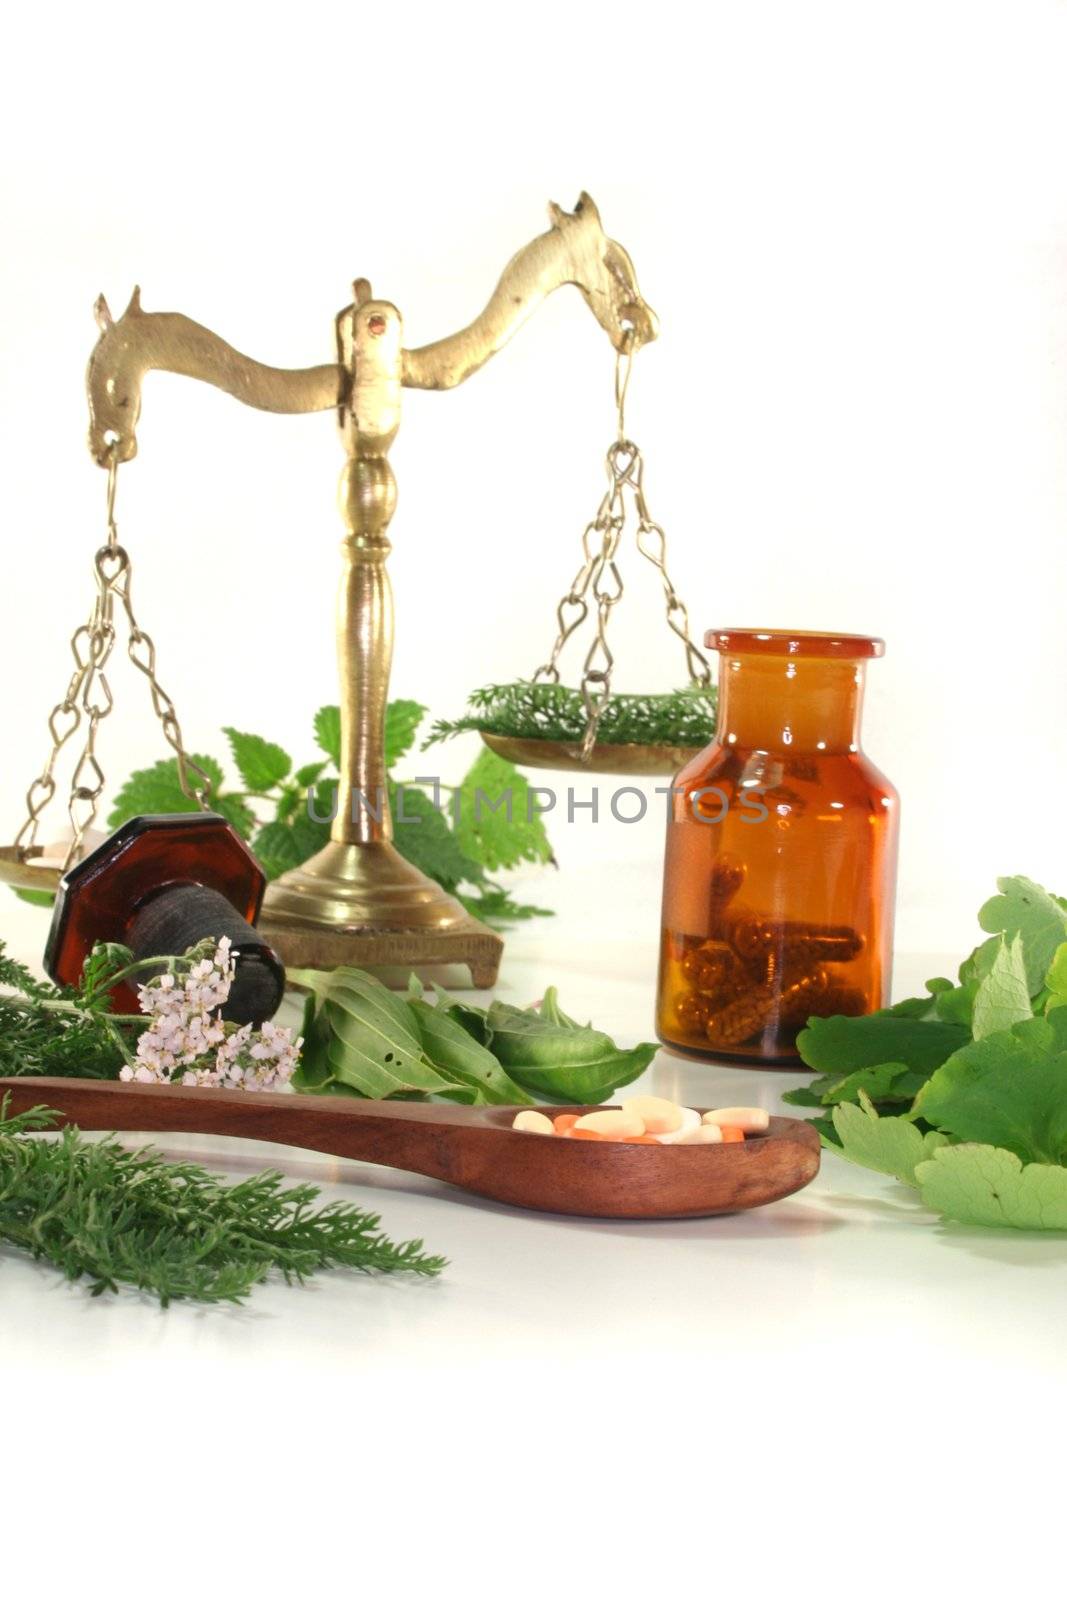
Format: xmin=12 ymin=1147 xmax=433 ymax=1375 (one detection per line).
xmin=407 ymin=991 xmax=532 ymax=1105
xmin=486 ymin=990 xmax=656 ymax=1103
xmin=292 ymin=966 xmax=457 ymax=1099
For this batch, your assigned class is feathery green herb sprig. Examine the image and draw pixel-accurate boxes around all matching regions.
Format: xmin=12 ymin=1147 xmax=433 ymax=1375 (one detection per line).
xmin=425 ymin=681 xmax=717 ymax=749
xmin=0 ymin=1098 xmax=445 ymax=1305
xmin=0 ymin=942 xmax=139 ymax=1080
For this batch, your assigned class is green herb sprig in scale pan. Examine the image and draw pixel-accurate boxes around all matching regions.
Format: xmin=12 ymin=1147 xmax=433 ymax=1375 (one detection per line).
xmin=784 ymin=876 xmax=1067 ymax=1230
xmin=426 ymin=680 xmax=717 ymax=749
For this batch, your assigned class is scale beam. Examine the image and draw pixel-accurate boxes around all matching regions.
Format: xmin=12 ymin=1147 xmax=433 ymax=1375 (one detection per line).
xmin=44 ymin=194 xmax=657 ymax=986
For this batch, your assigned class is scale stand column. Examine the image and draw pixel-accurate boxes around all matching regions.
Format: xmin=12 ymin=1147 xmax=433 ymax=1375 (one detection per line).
xmin=2 ymin=195 xmax=654 ymax=980
xmin=258 ymin=285 xmax=504 ymax=987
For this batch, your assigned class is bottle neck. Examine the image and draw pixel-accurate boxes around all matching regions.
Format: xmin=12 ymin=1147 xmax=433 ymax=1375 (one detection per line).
xmin=716 ymin=653 xmax=866 ymax=754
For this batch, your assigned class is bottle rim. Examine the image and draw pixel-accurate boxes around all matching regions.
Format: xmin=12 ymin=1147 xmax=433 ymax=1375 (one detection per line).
xmin=705 ymin=628 xmax=885 ymax=660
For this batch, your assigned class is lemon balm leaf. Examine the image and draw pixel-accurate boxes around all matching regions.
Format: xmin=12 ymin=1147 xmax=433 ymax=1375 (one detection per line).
xmin=972 ymin=934 xmax=1031 ymax=1040
xmin=976 ymin=876 xmax=1067 ymax=995
xmin=1045 ymin=942 xmax=1067 ymax=1013
xmin=911 ymin=1011 xmax=1067 ymax=1165
xmin=798 ymin=1011 xmax=968 ymax=1076
xmin=830 ymin=1096 xmax=950 ymax=1186
xmin=915 ymin=1144 xmax=1067 ymax=1231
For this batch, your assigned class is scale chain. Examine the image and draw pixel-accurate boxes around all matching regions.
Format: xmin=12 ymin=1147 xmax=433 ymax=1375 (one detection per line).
xmin=531 ymin=332 xmax=711 ymax=757
xmin=13 ymin=452 xmax=213 ymax=875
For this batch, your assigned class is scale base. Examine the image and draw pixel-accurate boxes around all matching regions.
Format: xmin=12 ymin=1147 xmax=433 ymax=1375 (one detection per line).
xmin=259 ymin=838 xmax=504 ymax=989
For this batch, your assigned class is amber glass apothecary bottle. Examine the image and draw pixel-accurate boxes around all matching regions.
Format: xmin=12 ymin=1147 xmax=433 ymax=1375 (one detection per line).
xmin=656 ymin=629 xmax=899 ymax=1064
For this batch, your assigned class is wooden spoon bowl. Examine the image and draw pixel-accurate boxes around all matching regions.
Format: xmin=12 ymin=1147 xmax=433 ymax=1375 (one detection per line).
xmin=0 ymin=1078 xmax=820 ymax=1220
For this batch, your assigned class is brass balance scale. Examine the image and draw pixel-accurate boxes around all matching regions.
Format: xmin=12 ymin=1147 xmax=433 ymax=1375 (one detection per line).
xmin=0 ymin=193 xmax=711 ymax=988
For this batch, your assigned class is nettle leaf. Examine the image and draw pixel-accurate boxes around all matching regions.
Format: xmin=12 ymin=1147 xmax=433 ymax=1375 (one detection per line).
xmin=385 ymin=700 xmax=427 ymax=768
xmin=107 ymin=755 xmax=255 ymax=839
xmin=911 ymin=1011 xmax=1067 ymax=1165
xmin=314 ymin=705 xmax=341 ymax=764
xmin=389 ymin=784 xmax=484 ymax=892
xmin=290 ymin=807 xmax=331 ymax=859
xmin=294 ymin=761 xmax=327 ymax=787
xmin=797 ymin=1010 xmax=969 ymax=1078
xmin=915 ymin=1144 xmax=1067 ymax=1231
xmin=253 ymin=797 xmax=331 ymax=882
xmin=976 ymin=876 xmax=1067 ymax=995
xmin=831 ymin=1096 xmax=951 ymax=1186
xmin=222 ymin=728 xmax=291 ymax=792
xmin=252 ymin=821 xmax=307 ymax=882
xmin=211 ymin=794 xmax=259 ymax=839
xmin=971 ymin=935 xmax=1031 ymax=1040
xmin=454 ymin=748 xmax=554 ymax=872
xmin=275 ymin=789 xmax=301 ymax=824
xmin=312 ymin=701 xmax=426 ymax=773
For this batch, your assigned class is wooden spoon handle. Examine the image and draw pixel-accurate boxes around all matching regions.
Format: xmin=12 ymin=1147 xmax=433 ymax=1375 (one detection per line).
xmin=0 ymin=1077 xmax=474 ymax=1187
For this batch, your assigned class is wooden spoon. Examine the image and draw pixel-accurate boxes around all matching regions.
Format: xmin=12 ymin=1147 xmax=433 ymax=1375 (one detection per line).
xmin=0 ymin=1078 xmax=820 ymax=1220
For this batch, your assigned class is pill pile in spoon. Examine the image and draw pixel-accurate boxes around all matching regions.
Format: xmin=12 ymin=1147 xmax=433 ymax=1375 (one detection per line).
xmin=511 ymin=1095 xmax=769 ymax=1144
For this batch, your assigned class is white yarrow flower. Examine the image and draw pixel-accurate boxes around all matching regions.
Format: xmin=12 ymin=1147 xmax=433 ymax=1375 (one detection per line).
xmin=129 ymin=939 xmax=300 ymax=1091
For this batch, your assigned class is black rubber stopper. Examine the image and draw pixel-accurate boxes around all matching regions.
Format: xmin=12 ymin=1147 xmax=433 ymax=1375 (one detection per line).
xmin=127 ymin=884 xmax=286 ymax=1026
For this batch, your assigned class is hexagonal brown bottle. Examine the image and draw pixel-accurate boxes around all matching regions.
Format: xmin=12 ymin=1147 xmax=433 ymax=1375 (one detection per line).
xmin=45 ymin=813 xmax=285 ymax=1025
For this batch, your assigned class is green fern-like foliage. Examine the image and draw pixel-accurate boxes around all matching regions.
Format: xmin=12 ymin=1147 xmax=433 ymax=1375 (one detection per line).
xmin=0 ymin=1099 xmax=444 ymax=1305
xmin=426 ymin=681 xmax=717 ymax=749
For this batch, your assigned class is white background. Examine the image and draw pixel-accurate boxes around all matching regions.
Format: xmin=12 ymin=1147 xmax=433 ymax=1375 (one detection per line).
xmin=3 ymin=2 xmax=1066 ymax=1593
xmin=3 ymin=0 xmax=1067 ymax=955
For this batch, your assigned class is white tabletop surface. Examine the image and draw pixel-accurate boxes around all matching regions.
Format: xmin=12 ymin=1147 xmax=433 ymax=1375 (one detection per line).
xmin=4 ymin=863 xmax=1063 ymax=1591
